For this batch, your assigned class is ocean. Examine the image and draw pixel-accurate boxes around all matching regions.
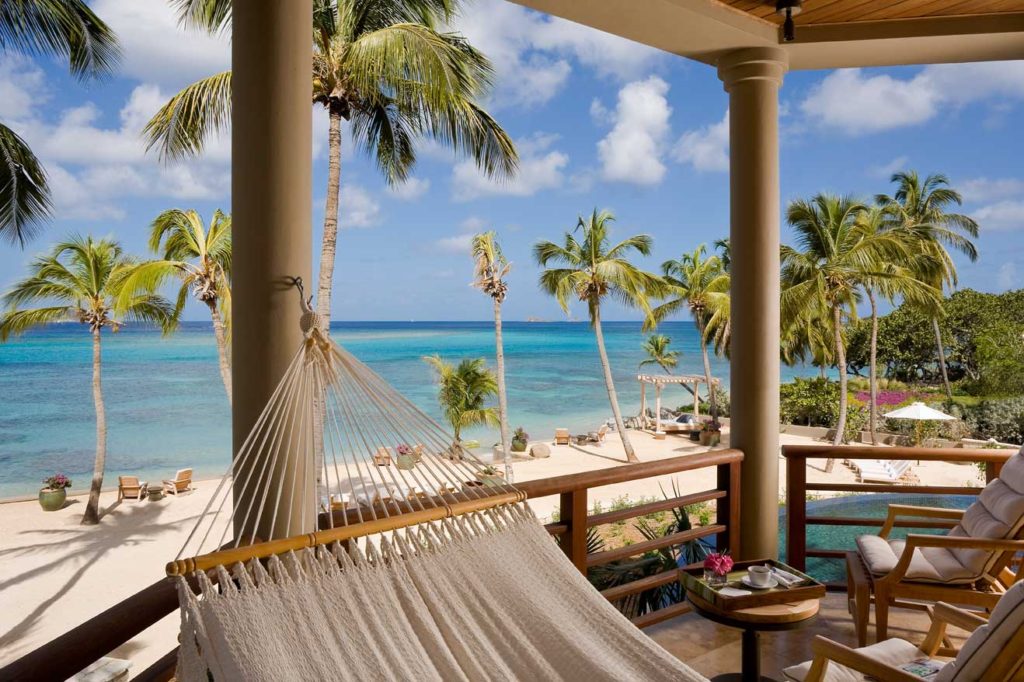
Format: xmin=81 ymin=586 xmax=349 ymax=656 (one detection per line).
xmin=0 ymin=321 xmax=815 ymax=498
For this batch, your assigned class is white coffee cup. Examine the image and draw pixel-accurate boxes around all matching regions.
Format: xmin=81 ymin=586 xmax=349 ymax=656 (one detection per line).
xmin=747 ymin=564 xmax=772 ymax=587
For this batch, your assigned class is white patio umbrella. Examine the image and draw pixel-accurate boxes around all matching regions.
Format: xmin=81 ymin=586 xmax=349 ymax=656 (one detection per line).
xmin=883 ymin=401 xmax=956 ymax=446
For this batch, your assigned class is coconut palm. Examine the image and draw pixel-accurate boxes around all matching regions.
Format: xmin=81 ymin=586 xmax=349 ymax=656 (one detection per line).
xmin=648 ymin=245 xmax=729 ymax=419
xmin=856 ymin=207 xmax=942 ymax=443
xmin=781 ymin=309 xmax=836 ymax=378
xmin=782 ymin=194 xmax=910 ymax=467
xmin=116 ymin=209 xmax=233 ymax=402
xmin=0 ymin=236 xmax=172 ymax=524
xmin=534 ymin=209 xmax=663 ymax=463
xmin=471 ymin=230 xmax=513 ymax=477
xmin=145 ymin=0 xmax=517 ymax=331
xmin=423 ymin=355 xmax=499 ymax=452
xmin=876 ymin=171 xmax=979 ymax=400
xmin=1 ymin=0 xmax=120 ymax=245
xmin=639 ymin=334 xmax=679 ymax=374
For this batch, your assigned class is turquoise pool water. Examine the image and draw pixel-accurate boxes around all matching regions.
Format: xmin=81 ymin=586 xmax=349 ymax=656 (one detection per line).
xmin=779 ymin=493 xmax=977 ymax=583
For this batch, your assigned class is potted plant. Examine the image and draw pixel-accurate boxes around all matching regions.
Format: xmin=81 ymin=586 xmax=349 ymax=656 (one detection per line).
xmin=478 ymin=465 xmax=505 ymax=487
xmin=702 ymin=550 xmax=733 ymax=587
xmin=511 ymin=427 xmax=529 ymax=452
xmin=39 ymin=474 xmax=72 ymax=511
xmin=395 ymin=443 xmax=416 ymax=470
xmin=700 ymin=419 xmax=722 ymax=447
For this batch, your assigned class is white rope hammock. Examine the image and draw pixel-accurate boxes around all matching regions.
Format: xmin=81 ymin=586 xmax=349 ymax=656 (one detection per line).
xmin=170 ymin=290 xmax=706 ymax=681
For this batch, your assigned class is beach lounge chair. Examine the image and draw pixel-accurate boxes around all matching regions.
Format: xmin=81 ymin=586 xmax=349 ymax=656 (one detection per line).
xmin=162 ymin=468 xmax=193 ymax=495
xmin=783 ymin=579 xmax=1024 ymax=681
xmin=554 ymin=428 xmax=570 ymax=445
xmin=117 ymin=476 xmax=148 ymax=502
xmin=850 ymin=459 xmax=911 ymax=483
xmin=849 ymin=447 xmax=1024 ymax=645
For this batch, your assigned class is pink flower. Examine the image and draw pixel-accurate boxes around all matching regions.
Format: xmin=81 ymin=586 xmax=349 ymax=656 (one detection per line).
xmin=703 ymin=552 xmax=734 ymax=576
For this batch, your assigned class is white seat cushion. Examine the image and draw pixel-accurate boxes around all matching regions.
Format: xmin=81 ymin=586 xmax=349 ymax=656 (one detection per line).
xmin=936 ymin=580 xmax=1024 ymax=681
xmin=855 ymin=535 xmax=976 ymax=584
xmin=782 ymin=638 xmax=927 ymax=681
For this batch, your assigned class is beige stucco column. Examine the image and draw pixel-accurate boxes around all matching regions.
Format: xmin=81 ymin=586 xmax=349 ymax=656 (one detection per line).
xmin=232 ymin=0 xmax=314 ymax=540
xmin=718 ymin=47 xmax=787 ymax=560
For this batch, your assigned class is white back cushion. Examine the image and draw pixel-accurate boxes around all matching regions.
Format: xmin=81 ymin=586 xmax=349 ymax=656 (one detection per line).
xmin=949 ymin=449 xmax=1024 ymax=575
xmin=936 ymin=580 xmax=1024 ymax=681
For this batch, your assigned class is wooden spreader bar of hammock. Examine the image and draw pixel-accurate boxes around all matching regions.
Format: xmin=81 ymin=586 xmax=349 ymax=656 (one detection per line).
xmin=166 ymin=490 xmax=525 ymax=576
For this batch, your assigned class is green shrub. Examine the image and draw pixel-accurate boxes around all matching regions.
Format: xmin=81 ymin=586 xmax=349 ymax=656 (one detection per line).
xmin=675 ymin=389 xmax=730 ymax=418
xmin=961 ymin=397 xmax=1024 ymax=444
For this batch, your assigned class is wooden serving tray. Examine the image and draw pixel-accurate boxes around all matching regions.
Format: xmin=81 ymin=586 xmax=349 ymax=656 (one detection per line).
xmin=679 ymin=559 xmax=825 ymax=611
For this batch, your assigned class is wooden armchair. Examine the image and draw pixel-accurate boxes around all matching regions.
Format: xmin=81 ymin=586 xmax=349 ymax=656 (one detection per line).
xmin=162 ymin=468 xmax=193 ymax=495
xmin=785 ymin=581 xmax=1024 ymax=682
xmin=849 ymin=448 xmax=1024 ymax=644
xmin=117 ymin=476 xmax=148 ymax=502
xmin=554 ymin=428 xmax=570 ymax=445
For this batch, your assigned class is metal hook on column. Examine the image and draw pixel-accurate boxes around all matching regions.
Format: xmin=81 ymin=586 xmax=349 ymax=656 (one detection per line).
xmin=286 ymin=276 xmax=314 ymax=315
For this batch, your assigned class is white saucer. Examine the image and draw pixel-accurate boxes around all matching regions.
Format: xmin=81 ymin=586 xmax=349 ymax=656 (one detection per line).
xmin=740 ymin=575 xmax=778 ymax=590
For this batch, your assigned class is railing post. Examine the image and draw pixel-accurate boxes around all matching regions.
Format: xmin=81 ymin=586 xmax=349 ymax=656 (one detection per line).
xmin=786 ymin=452 xmax=807 ymax=571
xmin=560 ymin=489 xmax=589 ymax=575
xmin=716 ymin=459 xmax=742 ymax=557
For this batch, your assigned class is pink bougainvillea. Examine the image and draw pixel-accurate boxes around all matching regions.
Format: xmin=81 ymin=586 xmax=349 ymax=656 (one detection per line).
xmin=703 ymin=551 xmax=734 ymax=576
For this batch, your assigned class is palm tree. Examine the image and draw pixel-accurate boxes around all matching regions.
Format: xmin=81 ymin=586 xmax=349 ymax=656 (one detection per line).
xmin=534 ymin=209 xmax=663 ymax=463
xmin=781 ymin=194 xmax=908 ymax=467
xmin=714 ymin=237 xmax=731 ymax=273
xmin=649 ymin=245 xmax=729 ymax=419
xmin=423 ymin=355 xmax=499 ymax=453
xmin=876 ymin=171 xmax=979 ymax=400
xmin=145 ymin=0 xmax=517 ymax=331
xmin=471 ymin=230 xmax=512 ymax=478
xmin=0 ymin=236 xmax=172 ymax=524
xmin=640 ymin=334 xmax=679 ymax=374
xmin=116 ymin=209 xmax=233 ymax=402
xmin=1 ymin=0 xmax=120 ymax=245
xmin=856 ymin=207 xmax=941 ymax=443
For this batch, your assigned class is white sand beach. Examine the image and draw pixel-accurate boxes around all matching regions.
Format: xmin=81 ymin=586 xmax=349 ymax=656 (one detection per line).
xmin=0 ymin=428 xmax=987 ymax=674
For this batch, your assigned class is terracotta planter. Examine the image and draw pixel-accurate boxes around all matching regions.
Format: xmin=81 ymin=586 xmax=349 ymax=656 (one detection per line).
xmin=700 ymin=431 xmax=721 ymax=446
xmin=38 ymin=488 xmax=67 ymax=511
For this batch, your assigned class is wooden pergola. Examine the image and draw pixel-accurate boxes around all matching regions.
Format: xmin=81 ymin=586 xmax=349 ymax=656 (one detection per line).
xmin=638 ymin=374 xmax=721 ymax=433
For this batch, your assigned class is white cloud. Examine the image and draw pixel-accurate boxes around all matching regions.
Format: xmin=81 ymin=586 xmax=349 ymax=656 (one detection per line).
xmin=454 ymin=0 xmax=663 ymax=108
xmin=92 ymin=0 xmax=230 ymax=88
xmin=435 ymin=233 xmax=474 ymax=254
xmin=339 ymin=186 xmax=381 ymax=229
xmin=673 ymin=110 xmax=729 ymax=173
xmin=0 ymin=56 xmax=47 ymax=119
xmin=459 ymin=216 xmax=488 ymax=232
xmin=961 ymin=177 xmax=1024 ymax=203
xmin=388 ymin=177 xmax=431 ymax=201
xmin=597 ymin=76 xmax=672 ymax=185
xmin=866 ymin=155 xmax=909 ymax=179
xmin=998 ymin=262 xmax=1018 ymax=289
xmin=800 ymin=61 xmax=1024 ymax=135
xmin=453 ymin=132 xmax=567 ymax=200
xmin=973 ymin=200 xmax=1024 ymax=232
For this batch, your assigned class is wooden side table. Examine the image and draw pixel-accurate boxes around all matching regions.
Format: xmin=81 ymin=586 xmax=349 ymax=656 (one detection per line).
xmin=686 ymin=589 xmax=820 ymax=682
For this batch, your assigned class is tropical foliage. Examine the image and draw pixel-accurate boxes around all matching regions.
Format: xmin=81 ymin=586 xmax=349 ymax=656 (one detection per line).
xmin=0 ymin=0 xmax=120 ymax=245
xmin=145 ymin=0 xmax=518 ymax=331
xmin=0 ymin=235 xmax=172 ymax=524
xmin=639 ymin=334 xmax=679 ymax=374
xmin=534 ymin=209 xmax=663 ymax=462
xmin=423 ymin=355 xmax=499 ymax=448
xmin=117 ymin=209 xmax=233 ymax=401
xmin=471 ymin=230 xmax=512 ymax=475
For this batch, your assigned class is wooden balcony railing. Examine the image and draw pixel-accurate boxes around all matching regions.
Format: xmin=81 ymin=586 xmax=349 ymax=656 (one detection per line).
xmin=783 ymin=444 xmax=1013 ymax=578
xmin=2 ymin=448 xmax=741 ymax=682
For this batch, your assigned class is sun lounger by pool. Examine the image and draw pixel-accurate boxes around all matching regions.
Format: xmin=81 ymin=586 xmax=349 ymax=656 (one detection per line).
xmin=850 ymin=459 xmax=910 ymax=483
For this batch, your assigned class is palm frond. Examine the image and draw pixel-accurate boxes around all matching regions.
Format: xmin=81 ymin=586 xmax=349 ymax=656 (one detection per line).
xmin=0 ymin=305 xmax=75 ymax=340
xmin=0 ymin=0 xmax=120 ymax=79
xmin=0 ymin=123 xmax=51 ymax=246
xmin=143 ymin=71 xmax=232 ymax=161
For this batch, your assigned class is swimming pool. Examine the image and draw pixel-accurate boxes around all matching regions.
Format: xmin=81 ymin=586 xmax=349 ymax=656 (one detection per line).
xmin=777 ymin=493 xmax=976 ymax=583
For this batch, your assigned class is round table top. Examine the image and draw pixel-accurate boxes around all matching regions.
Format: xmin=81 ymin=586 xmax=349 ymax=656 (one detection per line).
xmin=686 ymin=590 xmax=819 ymax=631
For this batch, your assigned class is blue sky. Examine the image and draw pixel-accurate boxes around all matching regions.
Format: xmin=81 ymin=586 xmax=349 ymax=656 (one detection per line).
xmin=2 ymin=0 xmax=1023 ymax=322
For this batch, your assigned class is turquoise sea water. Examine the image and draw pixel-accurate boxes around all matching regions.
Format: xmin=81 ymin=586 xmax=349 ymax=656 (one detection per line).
xmin=0 ymin=321 xmax=816 ymax=498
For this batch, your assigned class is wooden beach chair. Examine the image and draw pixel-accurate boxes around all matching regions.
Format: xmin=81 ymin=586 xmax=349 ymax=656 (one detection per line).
xmin=784 ymin=579 xmax=1024 ymax=681
xmin=117 ymin=476 xmax=148 ymax=502
xmin=162 ymin=468 xmax=193 ymax=496
xmin=848 ymin=448 xmax=1024 ymax=645
xmin=594 ymin=424 xmax=609 ymax=442
xmin=554 ymin=428 xmax=570 ymax=445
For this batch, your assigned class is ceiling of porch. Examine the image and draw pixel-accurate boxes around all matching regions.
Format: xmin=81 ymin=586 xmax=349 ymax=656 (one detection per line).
xmin=721 ymin=0 xmax=1024 ymax=26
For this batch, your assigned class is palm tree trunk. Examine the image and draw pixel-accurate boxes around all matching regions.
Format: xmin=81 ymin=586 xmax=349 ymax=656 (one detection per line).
xmin=697 ymin=315 xmax=717 ymax=420
xmin=933 ymin=317 xmax=953 ymax=401
xmin=868 ymin=290 xmax=879 ymax=445
xmin=829 ymin=305 xmax=848 ymax=469
xmin=316 ymin=108 xmax=343 ymax=330
xmin=493 ymin=297 xmax=512 ymax=480
xmin=206 ymin=299 xmax=232 ymax=404
xmin=82 ymin=329 xmax=107 ymax=525
xmin=593 ymin=305 xmax=637 ymax=462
